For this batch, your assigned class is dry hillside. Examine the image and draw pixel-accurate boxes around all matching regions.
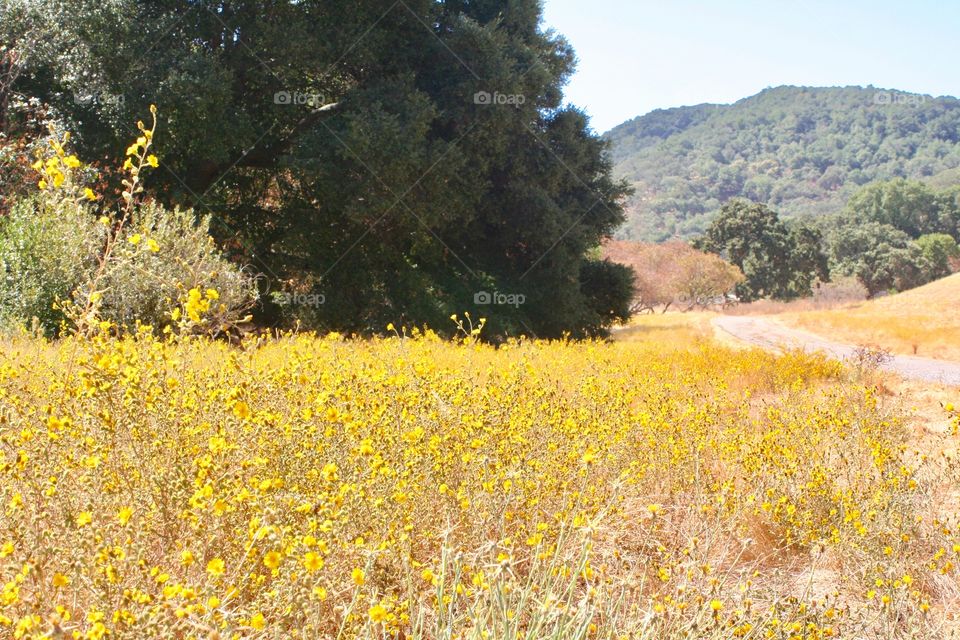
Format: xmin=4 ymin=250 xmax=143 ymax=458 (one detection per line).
xmin=784 ymin=273 xmax=960 ymax=360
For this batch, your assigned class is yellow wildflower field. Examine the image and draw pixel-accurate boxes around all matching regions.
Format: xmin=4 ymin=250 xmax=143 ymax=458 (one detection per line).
xmin=0 ymin=326 xmax=958 ymax=639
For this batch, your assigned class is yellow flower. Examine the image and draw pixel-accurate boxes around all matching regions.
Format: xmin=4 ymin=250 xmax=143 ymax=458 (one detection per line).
xmin=302 ymin=552 xmax=323 ymax=572
xmin=117 ymin=507 xmax=133 ymax=526
xmin=84 ymin=187 xmax=97 ymax=201
xmin=351 ymin=567 xmax=365 ymax=586
xmin=146 ymin=154 xmax=159 ymax=168
xmin=75 ymin=512 xmax=92 ymax=527
xmin=206 ymin=558 xmax=225 ymax=577
xmin=128 ymin=234 xmax=142 ymax=246
xmin=181 ymin=550 xmax=195 ymax=566
xmin=250 ymin=612 xmax=265 ymax=630
xmin=52 ymin=574 xmax=70 ymax=588
xmin=63 ymin=155 xmax=82 ymax=169
xmin=263 ymin=551 xmax=282 ymax=571
xmin=709 ymin=599 xmax=723 ymax=612
xmin=368 ymin=604 xmax=388 ymax=623
xmin=320 ymin=463 xmax=338 ymax=482
xmin=146 ymin=238 xmax=160 ymax=253
xmin=233 ymin=401 xmax=251 ymax=420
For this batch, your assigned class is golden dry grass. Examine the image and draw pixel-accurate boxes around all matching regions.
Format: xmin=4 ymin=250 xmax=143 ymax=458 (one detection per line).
xmin=612 ymin=310 xmax=716 ymax=345
xmin=0 ymin=324 xmax=959 ymax=638
xmin=782 ymin=273 xmax=960 ymax=361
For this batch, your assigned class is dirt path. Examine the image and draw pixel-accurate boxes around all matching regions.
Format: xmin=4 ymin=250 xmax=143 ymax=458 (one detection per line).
xmin=713 ymin=315 xmax=960 ymax=387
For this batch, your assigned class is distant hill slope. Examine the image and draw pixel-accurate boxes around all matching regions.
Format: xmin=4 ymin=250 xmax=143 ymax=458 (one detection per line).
xmin=605 ymin=86 xmax=960 ymax=241
xmin=784 ymin=272 xmax=960 ymax=361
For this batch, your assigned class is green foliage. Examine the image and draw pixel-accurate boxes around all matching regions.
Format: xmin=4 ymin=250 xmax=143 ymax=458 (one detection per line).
xmin=0 ymin=190 xmax=258 ymax=336
xmin=6 ymin=0 xmax=632 ymax=339
xmin=0 ymin=192 xmax=103 ymax=335
xmin=96 ymin=202 xmax=259 ymax=334
xmin=606 ymin=86 xmax=960 ymax=241
xmin=576 ymin=260 xmax=634 ymax=334
xmin=915 ymin=233 xmax=960 ymax=280
xmin=785 ymin=224 xmax=830 ymax=299
xmin=0 ymin=137 xmax=32 ymax=214
xmin=0 ymin=113 xmax=258 ymax=337
xmin=695 ymin=200 xmax=827 ymax=302
xmin=844 ymin=179 xmax=955 ymax=238
xmin=825 ymin=222 xmax=932 ymax=297
xmin=822 ymin=179 xmax=960 ymax=296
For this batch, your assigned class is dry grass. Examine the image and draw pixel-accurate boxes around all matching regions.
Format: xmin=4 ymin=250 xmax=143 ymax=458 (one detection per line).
xmin=781 ymin=273 xmax=960 ymax=361
xmin=612 ymin=310 xmax=717 ymax=344
xmin=1 ymin=323 xmax=959 ymax=638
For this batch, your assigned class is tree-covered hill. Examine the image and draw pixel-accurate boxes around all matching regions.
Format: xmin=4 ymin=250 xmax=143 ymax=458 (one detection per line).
xmin=605 ymin=86 xmax=960 ymax=241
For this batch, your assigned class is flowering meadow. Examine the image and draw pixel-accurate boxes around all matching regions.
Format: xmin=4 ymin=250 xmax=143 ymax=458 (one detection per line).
xmin=0 ymin=324 xmax=959 ymax=639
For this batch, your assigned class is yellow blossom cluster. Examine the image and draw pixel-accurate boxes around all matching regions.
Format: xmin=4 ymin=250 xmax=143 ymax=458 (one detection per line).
xmin=30 ymin=130 xmax=96 ymax=201
xmin=0 ymin=326 xmax=957 ymax=639
xmin=170 ymin=287 xmax=223 ymax=328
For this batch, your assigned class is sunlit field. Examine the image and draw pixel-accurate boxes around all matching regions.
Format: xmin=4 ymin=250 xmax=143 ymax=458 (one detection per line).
xmin=784 ymin=273 xmax=960 ymax=361
xmin=0 ymin=323 xmax=958 ymax=639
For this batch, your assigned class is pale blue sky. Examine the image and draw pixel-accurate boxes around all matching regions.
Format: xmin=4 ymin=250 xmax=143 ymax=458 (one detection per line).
xmin=541 ymin=0 xmax=960 ymax=132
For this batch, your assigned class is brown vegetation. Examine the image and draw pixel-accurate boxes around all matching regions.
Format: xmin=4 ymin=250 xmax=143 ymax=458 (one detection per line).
xmin=602 ymin=239 xmax=744 ymax=313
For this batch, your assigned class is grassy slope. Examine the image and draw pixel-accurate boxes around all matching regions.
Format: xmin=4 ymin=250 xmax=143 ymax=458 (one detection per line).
xmin=784 ymin=272 xmax=960 ymax=360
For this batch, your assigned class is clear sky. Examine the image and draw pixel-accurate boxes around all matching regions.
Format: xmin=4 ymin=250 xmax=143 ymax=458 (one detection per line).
xmin=541 ymin=0 xmax=960 ymax=132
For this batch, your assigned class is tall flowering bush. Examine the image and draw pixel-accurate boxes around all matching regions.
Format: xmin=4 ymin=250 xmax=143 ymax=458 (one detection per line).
xmin=0 ymin=107 xmax=257 ymax=336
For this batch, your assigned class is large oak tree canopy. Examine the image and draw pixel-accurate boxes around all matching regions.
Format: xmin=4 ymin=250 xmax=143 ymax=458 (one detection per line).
xmin=5 ymin=0 xmax=633 ymax=337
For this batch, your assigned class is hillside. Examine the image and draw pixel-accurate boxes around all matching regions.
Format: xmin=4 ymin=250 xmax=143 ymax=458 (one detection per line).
xmin=606 ymin=86 xmax=960 ymax=241
xmin=784 ymin=272 xmax=960 ymax=361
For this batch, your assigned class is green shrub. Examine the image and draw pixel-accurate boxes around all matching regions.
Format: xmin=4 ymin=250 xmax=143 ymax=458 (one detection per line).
xmin=94 ymin=201 xmax=259 ymax=334
xmin=0 ymin=115 xmax=258 ymax=337
xmin=0 ymin=192 xmax=104 ymax=335
xmin=0 ymin=191 xmax=258 ymax=337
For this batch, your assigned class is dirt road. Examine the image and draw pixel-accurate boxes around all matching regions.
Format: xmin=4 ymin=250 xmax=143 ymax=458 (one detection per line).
xmin=713 ymin=315 xmax=960 ymax=386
